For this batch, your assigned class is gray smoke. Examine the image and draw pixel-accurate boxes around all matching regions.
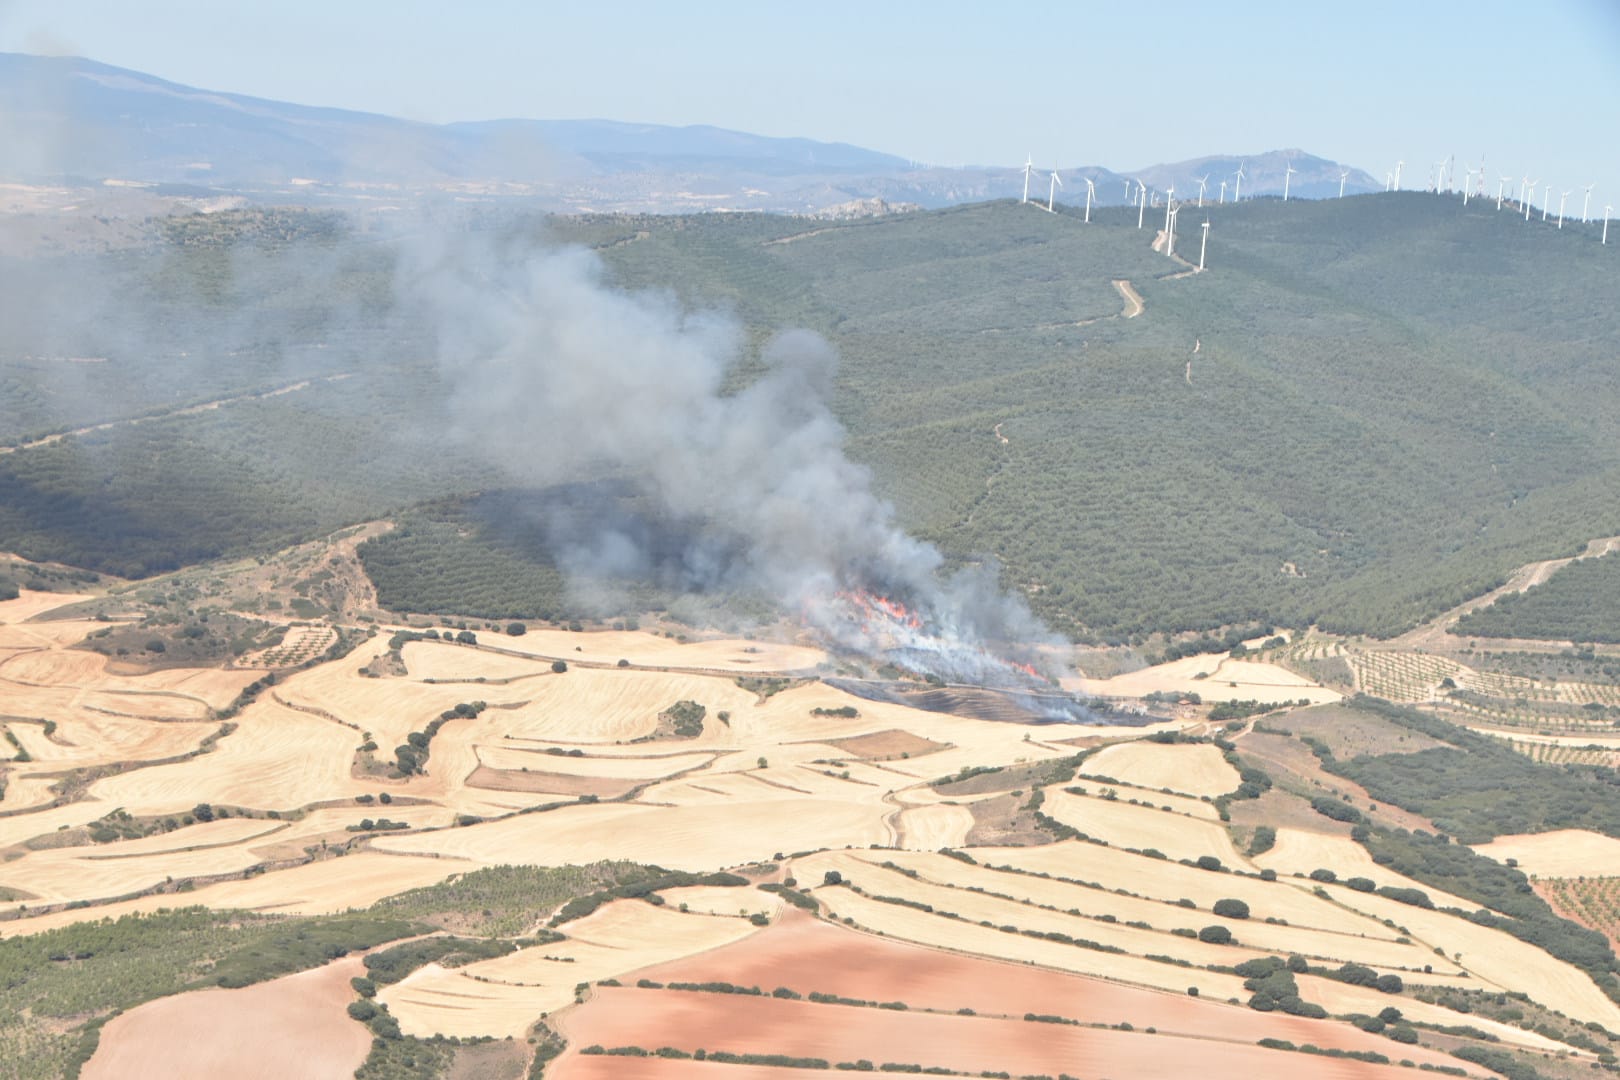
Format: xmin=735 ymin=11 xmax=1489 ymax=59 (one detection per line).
xmin=400 ymin=229 xmax=1067 ymax=685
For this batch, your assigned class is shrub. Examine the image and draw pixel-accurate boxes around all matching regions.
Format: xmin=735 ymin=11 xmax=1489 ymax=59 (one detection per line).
xmin=1198 ymin=925 xmax=1232 ymax=945
xmin=551 ymin=660 xmax=568 ymax=673
xmin=1213 ymin=898 xmax=1250 ymax=920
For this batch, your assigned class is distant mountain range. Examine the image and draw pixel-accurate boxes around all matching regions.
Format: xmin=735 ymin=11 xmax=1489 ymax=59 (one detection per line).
xmin=0 ymin=53 xmax=1380 ymax=214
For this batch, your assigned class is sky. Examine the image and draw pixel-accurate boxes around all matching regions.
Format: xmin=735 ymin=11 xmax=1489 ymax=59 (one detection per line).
xmin=4 ymin=0 xmax=1620 ymax=189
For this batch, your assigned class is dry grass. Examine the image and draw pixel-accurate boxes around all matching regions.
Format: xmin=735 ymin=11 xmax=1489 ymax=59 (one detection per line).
xmin=1478 ymin=829 xmax=1620 ymax=878
xmin=1080 ymin=741 xmax=1238 ymax=798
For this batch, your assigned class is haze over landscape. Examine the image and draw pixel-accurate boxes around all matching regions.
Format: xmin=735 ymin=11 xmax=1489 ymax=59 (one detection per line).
xmin=2 ymin=4 xmax=1620 ymax=1079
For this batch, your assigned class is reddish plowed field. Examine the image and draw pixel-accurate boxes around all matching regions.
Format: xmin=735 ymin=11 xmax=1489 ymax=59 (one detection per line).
xmin=624 ymin=913 xmax=1454 ymax=1065
xmin=559 ymin=986 xmax=1438 ymax=1080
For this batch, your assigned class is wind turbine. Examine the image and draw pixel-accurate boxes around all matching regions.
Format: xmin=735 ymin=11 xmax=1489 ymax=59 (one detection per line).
xmin=1524 ymin=179 xmax=1537 ymax=221
xmin=1234 ymin=162 xmax=1245 ymax=202
xmin=1283 ymin=162 xmax=1297 ymax=201
xmin=1557 ymin=189 xmax=1570 ymax=228
xmin=1384 ymin=170 xmax=1392 ymax=192
xmin=1124 ymin=180 xmax=1132 ymax=200
xmin=1138 ymin=181 xmax=1147 ymax=228
xmin=1603 ymin=205 xmax=1611 ymax=245
xmin=1339 ymin=168 xmax=1351 ymax=198
xmin=1496 ymin=176 xmax=1511 ymax=210
xmin=1022 ymin=155 xmax=1035 ymax=204
xmin=1199 ymin=218 xmax=1210 ymax=271
xmin=1432 ymin=159 xmax=1446 ymax=193
xmin=1219 ymin=178 xmax=1228 ymax=204
xmin=1461 ymin=167 xmax=1474 ymax=206
xmin=1048 ymin=166 xmax=1063 ymax=212
xmin=1581 ymin=183 xmax=1595 ymax=223
xmin=1543 ymin=182 xmax=1552 ymax=221
xmin=1083 ymin=177 xmax=1095 ymax=222
xmin=1394 ymin=160 xmax=1404 ymax=190
xmin=1167 ymin=205 xmax=1179 ymax=257
xmin=1163 ymin=185 xmax=1175 ymax=237
xmin=1196 ymin=174 xmax=1210 ymax=208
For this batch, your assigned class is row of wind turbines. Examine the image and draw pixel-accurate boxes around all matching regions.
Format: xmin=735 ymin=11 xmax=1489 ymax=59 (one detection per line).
xmin=1384 ymin=155 xmax=1611 ymax=243
xmin=1020 ymin=154 xmax=1613 ymax=254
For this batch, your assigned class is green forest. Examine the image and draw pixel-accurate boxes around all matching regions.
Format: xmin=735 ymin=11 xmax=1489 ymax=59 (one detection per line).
xmin=4 ymin=195 xmax=1619 ymax=638
xmin=1451 ymin=552 xmax=1620 ymax=642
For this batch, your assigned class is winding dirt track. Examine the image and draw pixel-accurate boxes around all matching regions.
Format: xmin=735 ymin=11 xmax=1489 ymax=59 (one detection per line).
xmin=1113 ymin=279 xmax=1144 ymax=318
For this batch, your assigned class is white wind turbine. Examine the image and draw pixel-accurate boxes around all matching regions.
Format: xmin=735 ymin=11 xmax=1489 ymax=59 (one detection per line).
xmin=1339 ymin=168 xmax=1351 ymax=198
xmin=1163 ymin=185 xmax=1176 ymax=236
xmin=1604 ymin=205 xmax=1612 ymax=245
xmin=1196 ymin=174 xmax=1210 ymax=208
xmin=1199 ymin=218 xmax=1210 ymax=271
xmin=1497 ymin=176 xmax=1511 ymax=210
xmin=1384 ymin=170 xmax=1392 ymax=192
xmin=1432 ymin=159 xmax=1446 ymax=192
xmin=1234 ymin=162 xmax=1246 ymax=202
xmin=1581 ymin=183 xmax=1595 ymax=223
xmin=1394 ymin=160 xmax=1404 ymax=189
xmin=1083 ymin=177 xmax=1096 ymax=222
xmin=1462 ymin=167 xmax=1475 ymax=206
xmin=1048 ymin=165 xmax=1063 ymax=212
xmin=1022 ymin=154 xmax=1035 ymax=204
xmin=1167 ymin=205 xmax=1179 ymax=257
xmin=1524 ymin=178 xmax=1537 ymax=221
xmin=1557 ymin=189 xmax=1570 ymax=228
xmin=1543 ymin=182 xmax=1552 ymax=221
xmin=1124 ymin=180 xmax=1132 ymax=200
xmin=1219 ymin=178 xmax=1228 ymax=204
xmin=1283 ymin=162 xmax=1297 ymax=201
xmin=1138 ymin=181 xmax=1147 ymax=228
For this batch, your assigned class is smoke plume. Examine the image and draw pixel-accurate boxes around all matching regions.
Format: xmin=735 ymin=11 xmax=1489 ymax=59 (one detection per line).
xmin=400 ymin=229 xmax=1067 ymax=686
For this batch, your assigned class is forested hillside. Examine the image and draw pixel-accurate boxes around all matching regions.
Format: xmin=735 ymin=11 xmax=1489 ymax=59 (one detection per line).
xmin=4 ymin=195 xmax=1618 ymax=639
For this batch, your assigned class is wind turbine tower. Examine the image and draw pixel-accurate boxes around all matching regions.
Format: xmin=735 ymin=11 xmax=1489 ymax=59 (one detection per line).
xmin=1283 ymin=163 xmax=1297 ymax=201
xmin=1163 ymin=186 xmax=1175 ymax=237
xmin=1048 ymin=166 xmax=1063 ymax=212
xmin=1196 ymin=174 xmax=1209 ymax=208
xmin=1604 ymin=205 xmax=1612 ymax=245
xmin=1083 ymin=177 xmax=1095 ymax=222
xmin=1234 ymin=163 xmax=1245 ymax=202
xmin=1138 ymin=182 xmax=1147 ymax=228
xmin=1582 ymin=184 xmax=1595 ymax=223
xmin=1557 ymin=190 xmax=1570 ymax=228
xmin=1199 ymin=219 xmax=1210 ymax=271
xmin=1022 ymin=155 xmax=1035 ymax=204
xmin=1219 ymin=179 xmax=1228 ymax=203
xmin=1394 ymin=160 xmax=1404 ymax=190
xmin=1497 ymin=176 xmax=1511 ymax=210
xmin=1167 ymin=205 xmax=1179 ymax=257
xmin=1524 ymin=179 xmax=1537 ymax=221
xmin=1543 ymin=182 xmax=1552 ymax=221
xmin=1339 ymin=168 xmax=1351 ymax=198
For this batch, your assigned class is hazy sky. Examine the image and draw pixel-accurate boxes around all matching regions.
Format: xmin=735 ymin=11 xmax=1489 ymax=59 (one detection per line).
xmin=4 ymin=0 xmax=1620 ymax=189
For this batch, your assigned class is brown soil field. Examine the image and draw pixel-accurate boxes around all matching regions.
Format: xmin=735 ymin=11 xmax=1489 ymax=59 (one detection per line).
xmin=1282 ymin=703 xmax=1450 ymax=758
xmin=1079 ymin=740 xmax=1238 ymax=798
xmin=558 ymin=985 xmax=1449 ymax=1080
xmin=821 ymin=729 xmax=948 ymax=759
xmin=82 ymin=954 xmax=370 ymax=1080
xmin=627 ymin=913 xmax=1468 ymax=1067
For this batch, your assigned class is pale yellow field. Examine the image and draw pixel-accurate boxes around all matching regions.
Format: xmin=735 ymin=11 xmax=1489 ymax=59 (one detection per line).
xmin=660 ymin=884 xmax=784 ymax=918
xmin=862 ymin=849 xmax=1462 ymax=978
xmin=808 ymin=882 xmax=1250 ymax=1000
xmin=373 ymin=797 xmax=891 ymax=870
xmin=0 ymin=589 xmax=93 ymax=622
xmin=895 ymin=803 xmax=974 ymax=849
xmin=1253 ymin=829 xmax=1478 ymax=911
xmin=1069 ymin=655 xmax=1340 ymax=705
xmin=0 ymin=833 xmax=266 ymax=904
xmin=381 ymin=899 xmax=764 ymax=1037
xmin=1080 ymin=741 xmax=1238 ymax=798
xmin=474 ymin=745 xmax=714 ymax=778
xmin=465 ymin=627 xmax=826 ymax=673
xmin=1037 ymin=787 xmax=1243 ymax=865
xmin=1478 ymin=829 xmax=1620 ymax=878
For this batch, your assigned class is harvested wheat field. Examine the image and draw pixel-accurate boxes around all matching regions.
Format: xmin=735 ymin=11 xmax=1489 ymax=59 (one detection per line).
xmin=557 ymin=985 xmax=1455 ymax=1080
xmin=1069 ymin=655 xmax=1340 ymax=705
xmin=1036 ymin=787 xmax=1243 ymax=864
xmin=1080 ymin=739 xmax=1238 ymax=798
xmin=0 ymin=590 xmax=93 ymax=623
xmin=381 ymin=899 xmax=764 ymax=1038
xmin=1478 ymin=829 xmax=1620 ymax=878
xmin=82 ymin=954 xmax=370 ymax=1080
xmin=471 ymin=628 xmax=825 ymax=673
xmin=628 ymin=912 xmax=1468 ymax=1067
